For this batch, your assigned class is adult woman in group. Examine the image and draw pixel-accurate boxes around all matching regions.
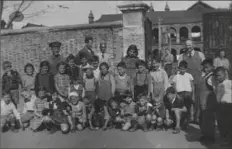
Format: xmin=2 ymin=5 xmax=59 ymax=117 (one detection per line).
xmin=213 ymin=50 xmax=230 ymax=78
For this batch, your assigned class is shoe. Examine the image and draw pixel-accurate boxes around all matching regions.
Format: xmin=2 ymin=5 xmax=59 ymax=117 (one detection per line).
xmin=129 ymin=127 xmax=137 ymax=132
xmin=172 ymin=127 xmax=181 ymax=134
xmin=49 ymin=127 xmax=57 ymax=134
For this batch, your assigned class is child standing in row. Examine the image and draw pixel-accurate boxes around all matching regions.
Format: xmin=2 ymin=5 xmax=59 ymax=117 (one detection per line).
xmin=35 ymin=61 xmax=55 ymax=96
xmin=83 ymin=66 xmax=98 ymax=105
xmin=98 ymin=62 xmax=115 ymax=102
xmin=172 ymin=60 xmax=195 ymax=123
xmin=199 ymin=59 xmax=217 ymax=144
xmin=2 ymin=61 xmax=22 ymax=108
xmin=150 ymin=59 xmax=169 ymax=112
xmin=134 ymin=60 xmax=151 ymax=101
xmin=54 ymin=62 xmax=70 ymax=99
xmin=66 ymin=54 xmax=82 ymax=84
xmin=21 ymin=63 xmax=36 ymax=92
xmin=115 ymin=62 xmax=133 ymax=102
xmin=215 ymin=67 xmax=232 ymax=146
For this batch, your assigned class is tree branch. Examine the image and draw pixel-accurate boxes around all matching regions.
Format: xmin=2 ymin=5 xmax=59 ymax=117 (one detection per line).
xmin=21 ymin=1 xmax=33 ymax=12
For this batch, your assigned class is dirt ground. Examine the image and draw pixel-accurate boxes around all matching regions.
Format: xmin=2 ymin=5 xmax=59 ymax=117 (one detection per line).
xmin=1 ymin=124 xmax=223 ymax=148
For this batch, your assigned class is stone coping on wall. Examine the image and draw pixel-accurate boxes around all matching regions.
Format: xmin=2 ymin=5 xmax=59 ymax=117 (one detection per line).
xmin=1 ymin=20 xmax=123 ymax=36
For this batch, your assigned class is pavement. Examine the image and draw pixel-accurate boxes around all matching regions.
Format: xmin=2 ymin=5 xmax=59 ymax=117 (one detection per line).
xmin=1 ymin=124 xmax=222 ymax=148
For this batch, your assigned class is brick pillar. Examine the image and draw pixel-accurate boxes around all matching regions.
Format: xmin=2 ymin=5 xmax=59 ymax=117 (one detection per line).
xmin=118 ymin=2 xmax=149 ymax=60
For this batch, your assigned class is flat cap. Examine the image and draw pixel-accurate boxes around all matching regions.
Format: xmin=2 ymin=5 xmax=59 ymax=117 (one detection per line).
xmin=48 ymin=41 xmax=62 ymax=47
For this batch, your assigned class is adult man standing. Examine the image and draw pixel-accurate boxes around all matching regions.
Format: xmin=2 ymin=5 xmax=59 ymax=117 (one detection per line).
xmin=75 ymin=36 xmax=95 ymax=65
xmin=47 ymin=41 xmax=65 ymax=75
xmin=96 ymin=43 xmax=113 ymax=64
xmin=178 ymin=39 xmax=205 ymax=124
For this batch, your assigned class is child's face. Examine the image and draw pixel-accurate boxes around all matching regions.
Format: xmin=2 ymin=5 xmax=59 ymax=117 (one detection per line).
xmin=86 ymin=68 xmax=93 ymax=77
xmin=38 ymin=90 xmax=46 ymax=99
xmin=139 ymin=97 xmax=147 ymax=106
xmin=203 ymin=64 xmax=213 ymax=74
xmin=167 ymin=93 xmax=175 ymax=102
xmin=147 ymin=61 xmax=152 ymax=68
xmin=58 ymin=64 xmax=66 ymax=74
xmin=125 ymin=96 xmax=132 ymax=103
xmin=91 ymin=61 xmax=99 ymax=69
xmin=117 ymin=66 xmax=125 ymax=76
xmin=26 ymin=66 xmax=34 ymax=76
xmin=41 ymin=66 xmax=49 ymax=74
xmin=128 ymin=49 xmax=136 ymax=57
xmin=179 ymin=67 xmax=186 ymax=74
xmin=3 ymin=64 xmax=12 ymax=72
xmin=138 ymin=65 xmax=146 ymax=73
xmin=100 ymin=46 xmax=106 ymax=53
xmin=3 ymin=94 xmax=11 ymax=104
xmin=70 ymin=96 xmax=80 ymax=105
xmin=51 ymin=47 xmax=61 ymax=57
xmin=68 ymin=59 xmax=75 ymax=67
xmin=83 ymin=98 xmax=90 ymax=106
xmin=81 ymin=57 xmax=88 ymax=65
xmin=215 ymin=70 xmax=226 ymax=83
xmin=152 ymin=61 xmax=160 ymax=70
xmin=111 ymin=101 xmax=118 ymax=109
xmin=21 ymin=91 xmax=31 ymax=99
xmin=100 ymin=65 xmax=108 ymax=75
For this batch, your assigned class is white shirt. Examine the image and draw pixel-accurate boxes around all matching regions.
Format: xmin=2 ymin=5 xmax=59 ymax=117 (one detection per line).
xmin=23 ymin=95 xmax=37 ymax=113
xmin=220 ymin=79 xmax=232 ymax=103
xmin=1 ymin=100 xmax=20 ymax=119
xmin=173 ymin=72 xmax=194 ymax=92
xmin=178 ymin=50 xmax=205 ymax=65
xmin=97 ymin=53 xmax=113 ymax=64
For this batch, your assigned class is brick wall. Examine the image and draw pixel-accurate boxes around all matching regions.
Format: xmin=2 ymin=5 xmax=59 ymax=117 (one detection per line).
xmin=0 ymin=21 xmax=123 ymax=76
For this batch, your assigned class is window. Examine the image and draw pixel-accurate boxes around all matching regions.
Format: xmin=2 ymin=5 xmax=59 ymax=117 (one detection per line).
xmin=191 ymin=26 xmax=201 ymax=41
xmin=179 ymin=27 xmax=189 ymax=42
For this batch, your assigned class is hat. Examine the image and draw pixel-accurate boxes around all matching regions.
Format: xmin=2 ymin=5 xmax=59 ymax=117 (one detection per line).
xmin=69 ymin=92 xmax=79 ymax=98
xmin=48 ymin=41 xmax=62 ymax=47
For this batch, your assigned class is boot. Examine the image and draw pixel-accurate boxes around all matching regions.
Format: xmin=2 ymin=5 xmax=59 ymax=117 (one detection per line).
xmin=129 ymin=120 xmax=138 ymax=132
xmin=142 ymin=123 xmax=149 ymax=132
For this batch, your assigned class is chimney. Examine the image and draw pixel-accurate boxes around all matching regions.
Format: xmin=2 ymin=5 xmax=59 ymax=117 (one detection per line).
xmin=88 ymin=10 xmax=94 ymax=24
xmin=165 ymin=1 xmax=170 ymax=11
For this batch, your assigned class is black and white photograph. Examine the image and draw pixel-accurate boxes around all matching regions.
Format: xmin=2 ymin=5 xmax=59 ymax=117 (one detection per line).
xmin=0 ymin=0 xmax=232 ymax=148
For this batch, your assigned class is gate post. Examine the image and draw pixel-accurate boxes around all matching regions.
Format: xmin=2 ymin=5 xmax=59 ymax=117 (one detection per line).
xmin=118 ymin=2 xmax=149 ymax=60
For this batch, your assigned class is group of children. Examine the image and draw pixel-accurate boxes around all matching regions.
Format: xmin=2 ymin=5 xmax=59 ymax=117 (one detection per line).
xmin=1 ymin=45 xmax=231 ymax=145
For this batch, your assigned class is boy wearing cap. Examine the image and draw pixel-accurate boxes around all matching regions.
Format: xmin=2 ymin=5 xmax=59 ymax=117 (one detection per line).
xmin=47 ymin=41 xmax=65 ymax=75
xmin=2 ymin=61 xmax=22 ymax=108
xmin=69 ymin=92 xmax=87 ymax=131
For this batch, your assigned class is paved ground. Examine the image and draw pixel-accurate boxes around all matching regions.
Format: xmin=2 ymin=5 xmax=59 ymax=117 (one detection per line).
xmin=1 ymin=124 xmax=225 ymax=148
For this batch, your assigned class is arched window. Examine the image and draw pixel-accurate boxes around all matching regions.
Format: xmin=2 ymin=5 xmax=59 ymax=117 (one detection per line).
xmin=191 ymin=26 xmax=201 ymax=41
xmin=169 ymin=27 xmax=177 ymax=43
xmin=179 ymin=27 xmax=188 ymax=42
xmin=152 ymin=28 xmax=159 ymax=44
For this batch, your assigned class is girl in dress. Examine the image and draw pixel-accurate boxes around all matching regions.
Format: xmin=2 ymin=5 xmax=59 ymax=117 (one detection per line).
xmin=122 ymin=45 xmax=140 ymax=79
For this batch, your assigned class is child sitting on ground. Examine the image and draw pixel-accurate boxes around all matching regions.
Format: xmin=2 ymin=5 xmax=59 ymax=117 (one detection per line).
xmin=164 ymin=87 xmax=188 ymax=134
xmin=69 ymin=92 xmax=87 ymax=132
xmin=1 ymin=92 xmax=22 ymax=132
xmin=30 ymin=86 xmax=53 ymax=133
xmin=49 ymin=93 xmax=73 ymax=134
xmin=108 ymin=98 xmax=123 ymax=129
xmin=133 ymin=95 xmax=153 ymax=132
xmin=120 ymin=91 xmax=136 ymax=131
xmin=89 ymin=98 xmax=110 ymax=130
xmin=20 ymin=88 xmax=38 ymax=130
